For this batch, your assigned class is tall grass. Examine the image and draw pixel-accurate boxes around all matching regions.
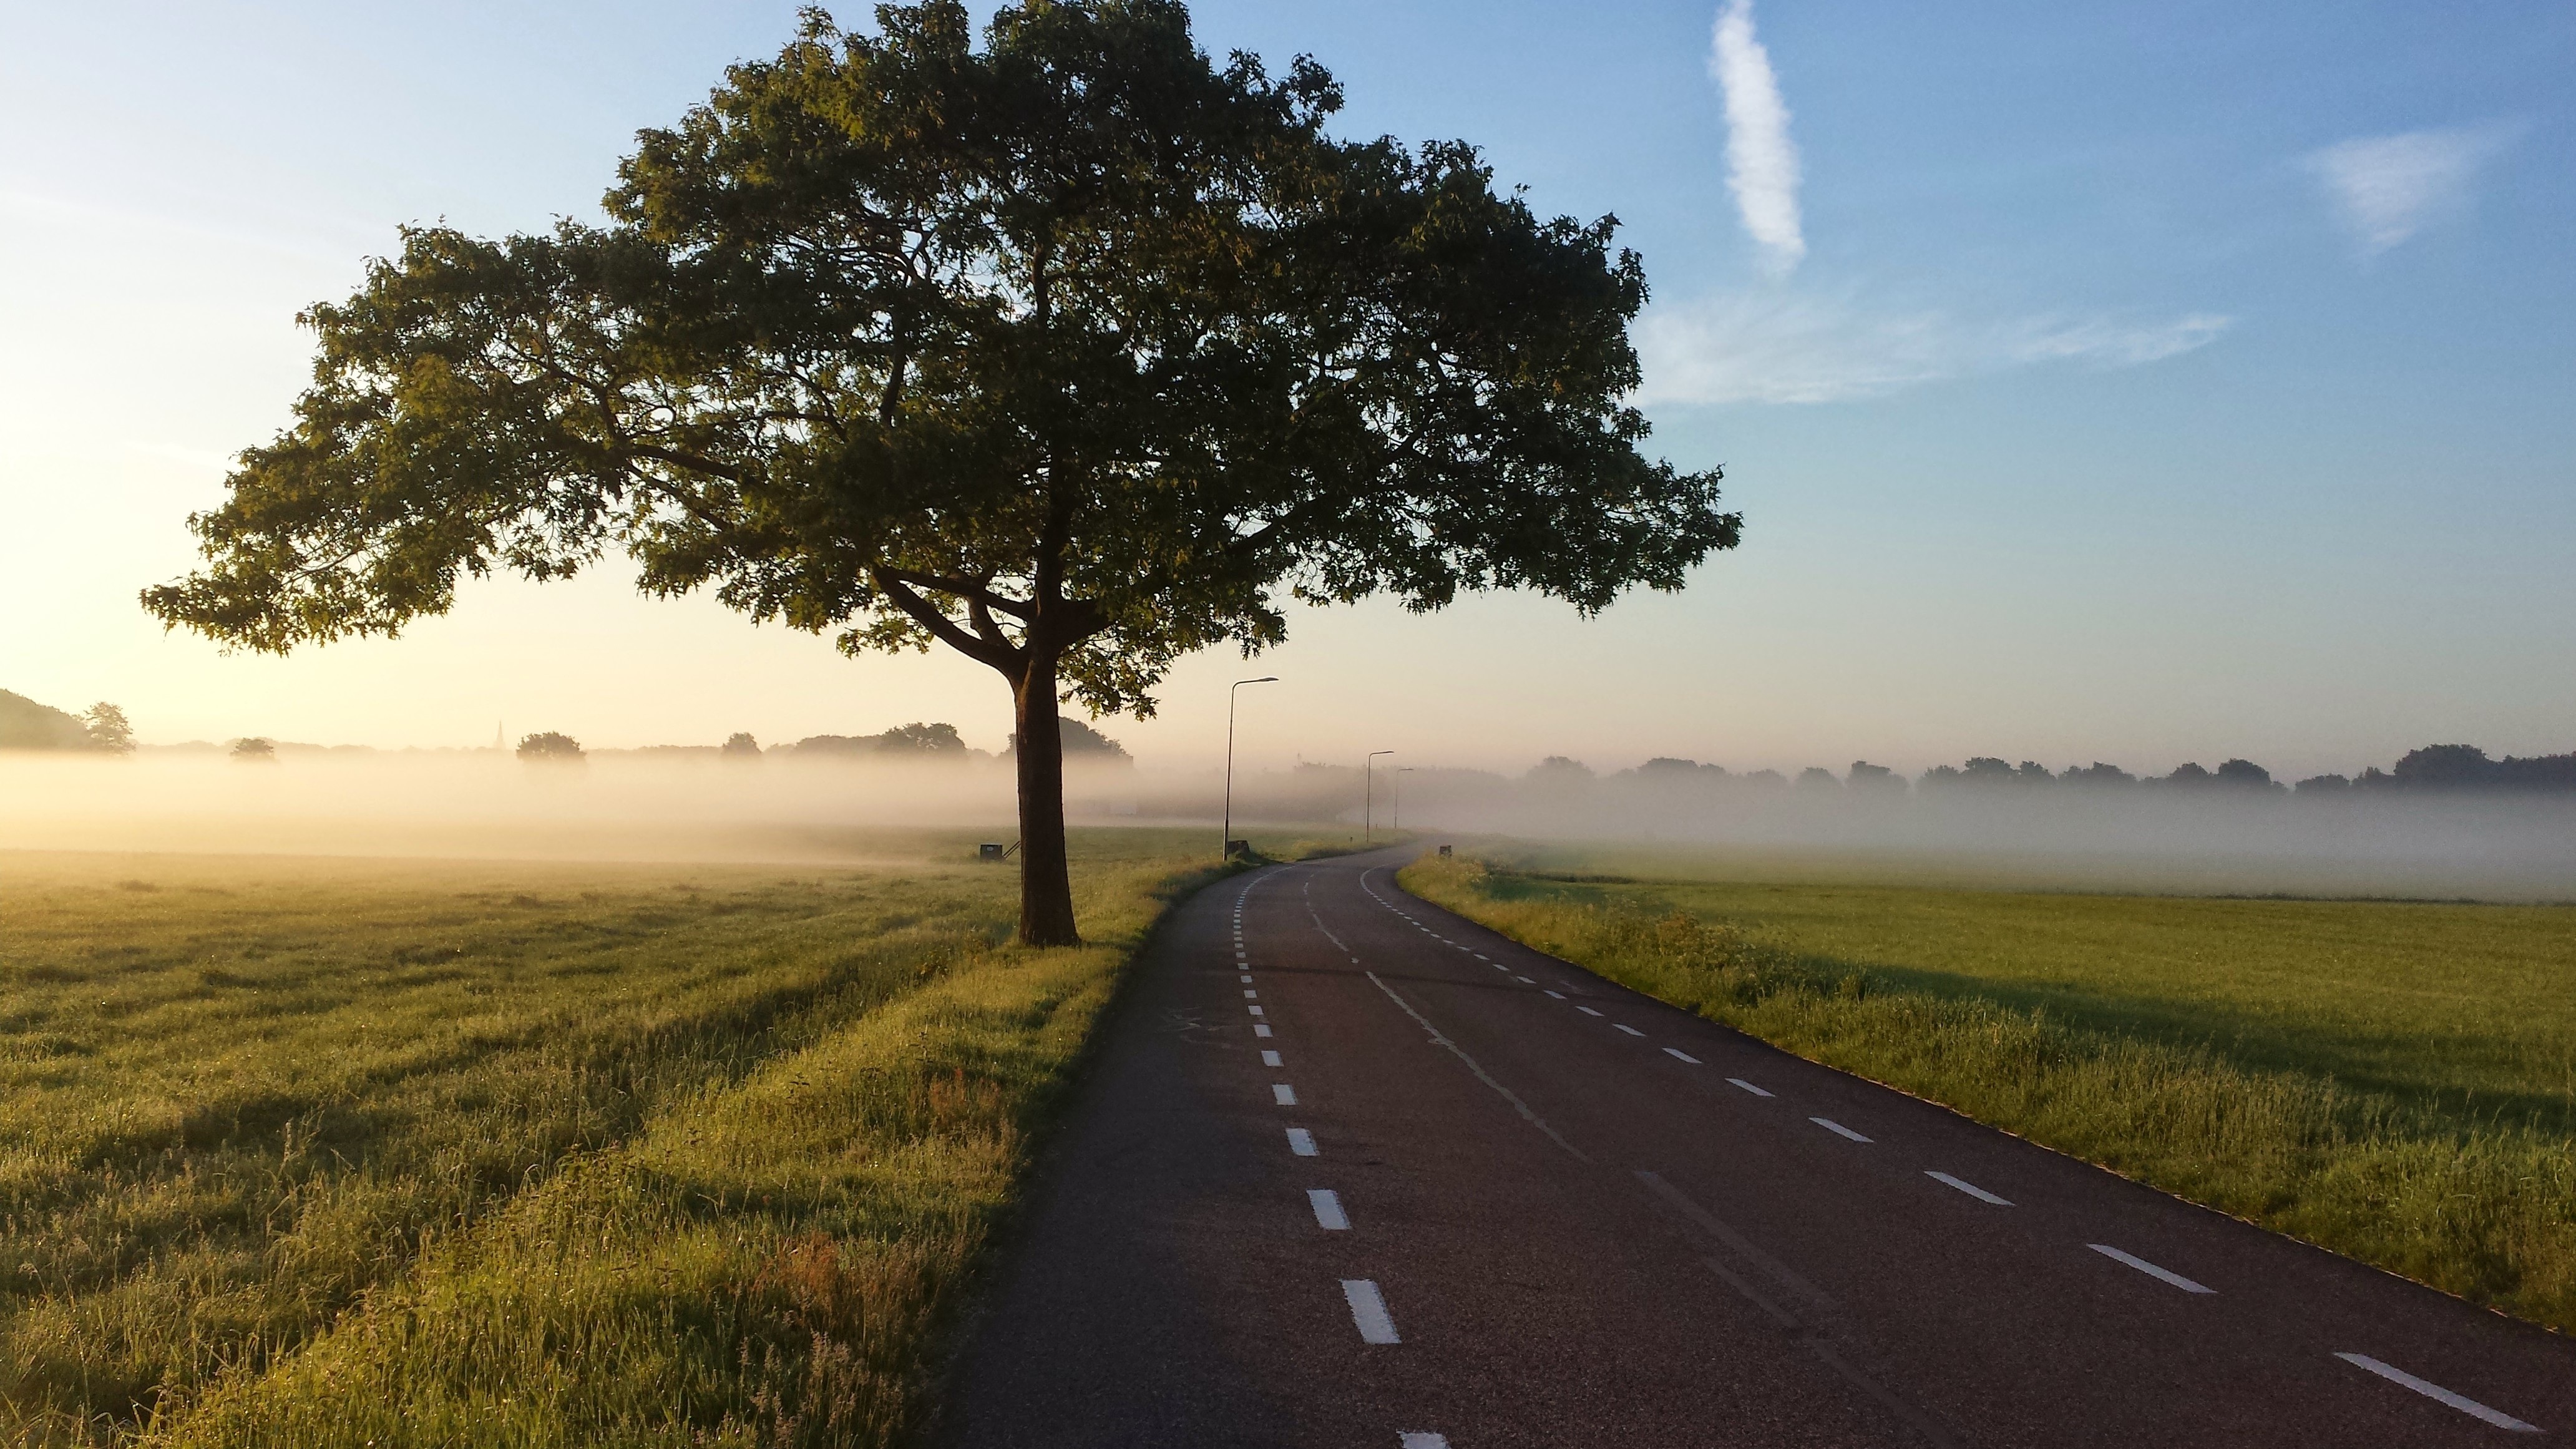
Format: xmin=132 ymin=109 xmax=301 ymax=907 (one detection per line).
xmin=1400 ymin=855 xmax=2576 ymax=1335
xmin=1 ymin=837 xmax=1229 ymax=1445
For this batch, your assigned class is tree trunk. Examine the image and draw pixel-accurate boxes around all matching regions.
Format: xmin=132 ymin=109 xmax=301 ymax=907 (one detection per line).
xmin=1011 ymin=658 xmax=1081 ymax=947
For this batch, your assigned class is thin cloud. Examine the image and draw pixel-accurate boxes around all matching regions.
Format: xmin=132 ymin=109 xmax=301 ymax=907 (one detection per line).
xmin=2308 ymin=125 xmax=2516 ymax=255
xmin=1709 ymin=0 xmax=1804 ymax=273
xmin=1634 ymin=291 xmax=2232 ymax=406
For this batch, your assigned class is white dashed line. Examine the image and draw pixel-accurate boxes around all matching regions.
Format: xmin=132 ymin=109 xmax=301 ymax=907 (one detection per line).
xmin=1544 ymin=990 xmax=1566 ymax=1000
xmin=1254 ymin=1023 xmax=1273 ymax=1037
xmin=1664 ymin=1048 xmax=1702 ymax=1064
xmin=1926 ymin=1171 xmax=2012 ymax=1206
xmin=1243 ymin=989 xmax=1259 ymax=998
xmin=2087 ymin=1244 xmax=2213 ymax=1294
xmin=1262 ymin=1050 xmax=1282 ymax=1067
xmin=1613 ymin=1023 xmax=1645 ymax=1037
xmin=1576 ymin=1006 xmax=1603 ymax=1017
xmin=1240 ymin=973 xmax=1253 ymax=982
xmin=2336 ymin=1353 xmax=2539 ymax=1433
xmin=1515 ymin=975 xmax=1536 ymax=984
xmin=1247 ymin=1005 xmax=1264 ymax=1017
xmin=1286 ymin=1127 xmax=1317 ymax=1156
xmin=1341 ymin=1279 xmax=1401 ymax=1344
xmin=1400 ymin=1435 xmax=1451 ymax=1448
xmin=1308 ymin=1189 xmax=1350 ymax=1230
xmin=1727 ymin=1078 xmax=1774 ymax=1097
xmin=1273 ymin=1083 xmax=1297 ymax=1106
xmin=1471 ymin=954 xmax=1488 ymax=960
xmin=1811 ymin=1117 xmax=1872 ymax=1143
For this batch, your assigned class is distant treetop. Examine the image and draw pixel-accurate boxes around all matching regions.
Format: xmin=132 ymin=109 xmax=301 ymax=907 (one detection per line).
xmin=517 ymin=731 xmax=587 ymax=762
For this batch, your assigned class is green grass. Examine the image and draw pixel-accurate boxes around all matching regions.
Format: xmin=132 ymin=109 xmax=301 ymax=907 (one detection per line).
xmin=0 ymin=831 xmax=1247 ymax=1447
xmin=1400 ymin=851 xmax=2576 ymax=1335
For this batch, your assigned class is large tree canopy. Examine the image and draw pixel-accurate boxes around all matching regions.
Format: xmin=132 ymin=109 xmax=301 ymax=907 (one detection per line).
xmin=145 ymin=0 xmax=1741 ymax=944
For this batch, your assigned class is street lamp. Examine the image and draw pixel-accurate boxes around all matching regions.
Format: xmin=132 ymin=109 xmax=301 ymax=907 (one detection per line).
xmin=1365 ymin=750 xmax=1395 ymax=841
xmin=1224 ymin=676 xmax=1279 ymax=859
xmin=1395 ymin=766 xmax=1415 ymax=834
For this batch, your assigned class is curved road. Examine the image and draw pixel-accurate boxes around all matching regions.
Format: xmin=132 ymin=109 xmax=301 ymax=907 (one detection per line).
xmin=948 ymin=848 xmax=2574 ymax=1447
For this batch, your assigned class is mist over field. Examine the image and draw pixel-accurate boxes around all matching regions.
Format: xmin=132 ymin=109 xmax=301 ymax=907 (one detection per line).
xmin=9 ymin=744 xmax=2573 ymax=901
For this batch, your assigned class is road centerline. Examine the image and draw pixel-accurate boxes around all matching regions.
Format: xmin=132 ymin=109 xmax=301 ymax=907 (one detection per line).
xmin=2335 ymin=1353 xmax=2540 ymax=1433
xmin=2087 ymin=1244 xmax=2213 ymax=1294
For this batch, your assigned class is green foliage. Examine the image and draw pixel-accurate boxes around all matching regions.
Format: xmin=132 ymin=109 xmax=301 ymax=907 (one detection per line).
xmin=139 ymin=2 xmax=1734 ymax=704
xmin=1402 ymin=854 xmax=2576 ymax=1335
xmin=0 ymin=835 xmax=1230 ymax=1445
xmin=226 ymin=738 xmax=275 ymax=762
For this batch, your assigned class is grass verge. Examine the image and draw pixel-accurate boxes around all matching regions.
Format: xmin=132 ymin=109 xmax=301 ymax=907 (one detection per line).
xmin=1 ymin=834 xmax=1233 ymax=1446
xmin=1399 ymin=853 xmax=2576 ymax=1335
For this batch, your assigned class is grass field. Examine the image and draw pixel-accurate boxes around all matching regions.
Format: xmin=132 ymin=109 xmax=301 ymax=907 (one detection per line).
xmin=1400 ymin=849 xmax=2576 ymax=1335
xmin=0 ymin=831 xmax=1242 ymax=1447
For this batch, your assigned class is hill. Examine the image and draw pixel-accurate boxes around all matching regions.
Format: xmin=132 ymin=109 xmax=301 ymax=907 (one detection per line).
xmin=0 ymin=690 xmax=93 ymax=751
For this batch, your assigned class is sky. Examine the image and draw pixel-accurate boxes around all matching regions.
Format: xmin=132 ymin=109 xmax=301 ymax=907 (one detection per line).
xmin=1 ymin=0 xmax=2570 ymax=781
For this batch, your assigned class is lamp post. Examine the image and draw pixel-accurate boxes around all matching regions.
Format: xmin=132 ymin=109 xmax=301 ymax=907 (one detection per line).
xmin=1365 ymin=749 xmax=1394 ymax=841
xmin=1395 ymin=766 xmax=1414 ymax=834
xmin=1224 ymin=676 xmax=1279 ymax=859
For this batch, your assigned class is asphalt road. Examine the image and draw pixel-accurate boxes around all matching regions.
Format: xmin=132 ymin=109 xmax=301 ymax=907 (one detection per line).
xmin=945 ymin=848 xmax=2576 ymax=1447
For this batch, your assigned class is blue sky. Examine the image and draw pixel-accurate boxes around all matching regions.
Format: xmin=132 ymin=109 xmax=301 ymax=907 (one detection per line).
xmin=1 ymin=1 xmax=2569 ymax=778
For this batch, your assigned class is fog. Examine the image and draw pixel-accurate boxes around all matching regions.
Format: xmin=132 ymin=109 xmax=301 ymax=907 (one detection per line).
xmin=0 ymin=750 xmax=1043 ymax=863
xmin=6 ymin=750 xmax=2571 ymax=902
xmin=1193 ymin=764 xmax=2576 ymax=902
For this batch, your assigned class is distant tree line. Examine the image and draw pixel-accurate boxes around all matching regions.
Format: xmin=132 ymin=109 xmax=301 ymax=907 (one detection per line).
xmin=1593 ymin=744 xmax=2576 ymax=798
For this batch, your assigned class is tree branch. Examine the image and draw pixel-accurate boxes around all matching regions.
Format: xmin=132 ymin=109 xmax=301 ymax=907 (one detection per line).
xmin=872 ymin=570 xmax=1022 ymax=673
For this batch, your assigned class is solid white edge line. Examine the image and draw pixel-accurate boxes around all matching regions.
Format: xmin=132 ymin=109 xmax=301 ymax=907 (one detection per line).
xmin=2335 ymin=1353 xmax=2540 ymax=1433
xmin=1341 ymin=1279 xmax=1401 ymax=1344
xmin=1286 ymin=1127 xmax=1317 ymax=1156
xmin=1307 ymin=1188 xmax=1350 ymax=1230
xmin=2087 ymin=1243 xmax=2213 ymax=1294
xmin=1925 ymin=1170 xmax=2012 ymax=1206
xmin=1811 ymin=1116 xmax=1872 ymax=1143
xmin=1262 ymin=1050 xmax=1282 ymax=1066
xmin=1664 ymin=1048 xmax=1701 ymax=1064
xmin=1272 ymin=1083 xmax=1297 ymax=1105
xmin=1613 ymin=1023 xmax=1645 ymax=1037
xmin=1727 ymin=1077 xmax=1773 ymax=1096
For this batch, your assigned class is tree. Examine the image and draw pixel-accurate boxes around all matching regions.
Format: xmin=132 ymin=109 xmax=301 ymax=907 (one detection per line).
xmin=231 ymin=736 xmax=276 ymax=761
xmin=2392 ymin=744 xmax=2497 ymax=788
xmin=1846 ymin=760 xmax=1903 ymax=794
xmin=137 ymin=1 xmax=1740 ymax=945
xmin=2214 ymin=758 xmax=2279 ymax=791
xmin=84 ymin=703 xmax=137 ymax=754
xmin=722 ymin=731 xmax=763 ymax=756
xmin=877 ymin=720 xmax=968 ymax=755
xmin=518 ymin=731 xmax=587 ymax=761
